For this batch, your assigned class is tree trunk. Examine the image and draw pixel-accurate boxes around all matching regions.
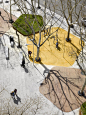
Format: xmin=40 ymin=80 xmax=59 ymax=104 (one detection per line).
xmin=36 ymin=46 xmax=40 ymax=60
xmin=37 ymin=0 xmax=41 ymax=9
xmin=16 ymin=30 xmax=21 ymax=48
xmin=35 ymin=31 xmax=41 ymax=61
xmin=38 ymin=0 xmax=39 ymax=7
xmin=43 ymin=0 xmax=46 ymax=34
xmin=80 ymin=77 xmax=86 ymax=94
xmin=31 ymin=0 xmax=35 ymax=17
xmin=10 ymin=0 xmax=12 ymax=20
xmin=66 ymin=25 xmax=70 ymax=41
xmin=80 ymin=28 xmax=84 ymax=63
xmin=44 ymin=0 xmax=46 ymax=26
xmin=9 ymin=0 xmax=14 ymax=23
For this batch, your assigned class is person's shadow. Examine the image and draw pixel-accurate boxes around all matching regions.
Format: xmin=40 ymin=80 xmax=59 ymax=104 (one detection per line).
xmin=12 ymin=95 xmax=21 ymax=105
xmin=24 ymin=66 xmax=28 ymax=73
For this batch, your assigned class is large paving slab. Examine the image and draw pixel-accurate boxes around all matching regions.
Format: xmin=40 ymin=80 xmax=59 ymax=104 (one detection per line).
xmin=26 ymin=27 xmax=84 ymax=67
xmin=0 ymin=7 xmax=17 ymax=37
xmin=0 ymin=2 xmax=83 ymax=115
xmin=39 ymin=66 xmax=86 ymax=112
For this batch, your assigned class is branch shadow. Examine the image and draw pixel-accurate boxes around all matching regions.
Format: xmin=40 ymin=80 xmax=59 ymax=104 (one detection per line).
xmin=39 ymin=65 xmax=86 ymax=113
xmin=70 ymin=42 xmax=81 ymax=54
xmin=1 ymin=15 xmax=8 ymax=22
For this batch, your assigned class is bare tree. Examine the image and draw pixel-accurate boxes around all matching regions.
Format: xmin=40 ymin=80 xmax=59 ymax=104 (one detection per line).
xmin=65 ymin=0 xmax=86 ymax=95
xmin=76 ymin=21 xmax=86 ymax=96
xmin=37 ymin=0 xmax=41 ymax=9
xmin=59 ymin=0 xmax=83 ymax=41
xmin=11 ymin=0 xmax=63 ymax=61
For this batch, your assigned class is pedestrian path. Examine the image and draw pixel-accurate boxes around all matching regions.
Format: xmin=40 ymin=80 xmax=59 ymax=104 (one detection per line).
xmin=26 ymin=27 xmax=84 ymax=67
xmin=0 ymin=0 xmax=85 ymax=115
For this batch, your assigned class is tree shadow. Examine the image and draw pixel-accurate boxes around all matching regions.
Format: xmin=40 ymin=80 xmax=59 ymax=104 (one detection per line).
xmin=39 ymin=61 xmax=50 ymax=75
xmin=70 ymin=42 xmax=81 ymax=54
xmin=39 ymin=66 xmax=86 ymax=113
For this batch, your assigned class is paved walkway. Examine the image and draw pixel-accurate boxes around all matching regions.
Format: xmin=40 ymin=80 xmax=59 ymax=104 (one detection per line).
xmin=0 ymin=7 xmax=17 ymax=37
xmin=0 ymin=0 xmax=85 ymax=115
xmin=26 ymin=27 xmax=83 ymax=67
xmin=39 ymin=66 xmax=86 ymax=112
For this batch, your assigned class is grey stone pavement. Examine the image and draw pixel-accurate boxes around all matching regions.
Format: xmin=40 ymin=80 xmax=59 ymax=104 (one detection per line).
xmin=0 ymin=0 xmax=86 ymax=115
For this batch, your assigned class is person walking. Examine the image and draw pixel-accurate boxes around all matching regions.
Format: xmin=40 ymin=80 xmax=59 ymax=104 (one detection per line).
xmin=28 ymin=51 xmax=32 ymax=57
xmin=10 ymin=89 xmax=17 ymax=98
xmin=14 ymin=89 xmax=17 ymax=95
xmin=56 ymin=39 xmax=58 ymax=49
xmin=10 ymin=91 xmax=15 ymax=97
xmin=22 ymin=57 xmax=25 ymax=68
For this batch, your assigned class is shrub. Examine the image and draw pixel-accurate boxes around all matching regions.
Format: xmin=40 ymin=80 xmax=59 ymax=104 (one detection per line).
xmin=81 ymin=102 xmax=86 ymax=115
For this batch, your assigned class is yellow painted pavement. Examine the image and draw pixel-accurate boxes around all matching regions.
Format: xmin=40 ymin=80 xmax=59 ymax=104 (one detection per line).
xmin=26 ymin=27 xmax=84 ymax=67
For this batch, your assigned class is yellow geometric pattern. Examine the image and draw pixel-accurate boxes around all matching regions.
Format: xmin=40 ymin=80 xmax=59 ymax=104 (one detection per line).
xmin=26 ymin=27 xmax=84 ymax=67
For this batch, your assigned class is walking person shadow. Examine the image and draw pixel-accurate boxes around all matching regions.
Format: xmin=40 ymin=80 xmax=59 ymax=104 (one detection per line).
xmin=13 ymin=95 xmax=21 ymax=105
xmin=10 ymin=89 xmax=21 ymax=105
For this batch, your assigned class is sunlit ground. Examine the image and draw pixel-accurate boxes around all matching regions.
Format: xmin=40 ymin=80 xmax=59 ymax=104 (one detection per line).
xmin=26 ymin=27 xmax=84 ymax=67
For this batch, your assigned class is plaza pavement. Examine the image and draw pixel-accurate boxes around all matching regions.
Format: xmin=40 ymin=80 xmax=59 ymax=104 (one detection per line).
xmin=0 ymin=0 xmax=86 ymax=115
xmin=26 ymin=27 xmax=84 ymax=67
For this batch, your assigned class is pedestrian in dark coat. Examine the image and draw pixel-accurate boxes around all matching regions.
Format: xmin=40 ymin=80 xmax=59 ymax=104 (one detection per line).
xmin=21 ymin=57 xmax=25 ymax=68
xmin=14 ymin=89 xmax=17 ymax=95
xmin=28 ymin=51 xmax=32 ymax=57
xmin=56 ymin=39 xmax=58 ymax=49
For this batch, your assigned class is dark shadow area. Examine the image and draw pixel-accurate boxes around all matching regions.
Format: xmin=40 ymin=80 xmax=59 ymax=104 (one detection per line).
xmin=12 ymin=95 xmax=21 ymax=105
xmin=39 ymin=67 xmax=86 ymax=113
xmin=24 ymin=66 xmax=28 ymax=73
xmin=66 ymin=38 xmax=71 ymax=43
xmin=5 ymin=0 xmax=9 ymax=3
xmin=0 ymin=1 xmax=3 ymax=4
xmin=56 ymin=46 xmax=61 ymax=51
